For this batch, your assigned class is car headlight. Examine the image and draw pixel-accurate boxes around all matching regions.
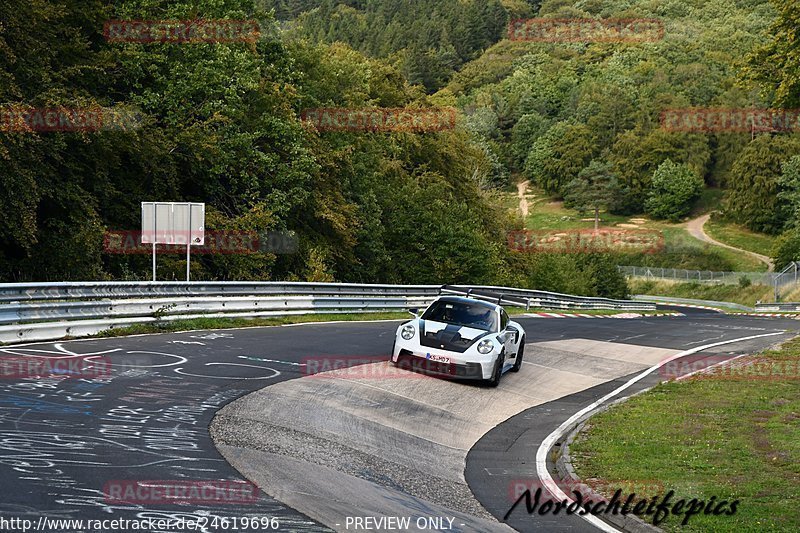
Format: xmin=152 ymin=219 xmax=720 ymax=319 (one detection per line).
xmin=401 ymin=324 xmax=415 ymax=340
xmin=477 ymin=339 xmax=495 ymax=354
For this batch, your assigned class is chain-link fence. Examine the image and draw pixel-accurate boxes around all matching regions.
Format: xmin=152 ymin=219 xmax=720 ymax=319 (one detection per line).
xmin=617 ymin=266 xmax=777 ymax=285
xmin=618 ymin=263 xmax=800 ymax=301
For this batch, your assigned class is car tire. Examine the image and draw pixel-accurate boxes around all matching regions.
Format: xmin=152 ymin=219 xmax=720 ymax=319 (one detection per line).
xmin=487 ymin=351 xmax=505 ymax=387
xmin=511 ymin=336 xmax=525 ymax=372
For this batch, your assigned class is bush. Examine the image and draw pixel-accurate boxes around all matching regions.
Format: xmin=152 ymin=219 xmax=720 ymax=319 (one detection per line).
xmin=644 ymin=159 xmax=704 ymax=221
xmin=507 ymin=252 xmax=629 ymax=299
xmin=772 ymin=230 xmax=800 ymax=271
xmin=738 ymin=276 xmax=752 ymax=288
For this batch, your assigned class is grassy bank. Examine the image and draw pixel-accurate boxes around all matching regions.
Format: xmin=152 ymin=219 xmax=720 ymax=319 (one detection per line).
xmin=91 ymin=312 xmax=411 ymax=338
xmin=522 ymin=308 xmax=664 ymax=316
xmin=511 ymin=188 xmax=766 ymax=272
xmin=633 ymin=226 xmax=767 ymax=273
xmin=569 ymin=337 xmax=800 ymax=532
xmin=629 ymin=279 xmax=773 ymax=307
xmin=88 ymin=307 xmax=665 ymax=340
xmin=705 ymin=219 xmax=776 ymax=257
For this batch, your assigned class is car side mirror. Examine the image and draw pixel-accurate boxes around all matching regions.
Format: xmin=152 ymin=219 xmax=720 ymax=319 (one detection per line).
xmin=408 ymin=308 xmax=419 ymax=317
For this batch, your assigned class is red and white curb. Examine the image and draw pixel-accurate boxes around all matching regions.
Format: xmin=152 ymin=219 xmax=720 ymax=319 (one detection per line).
xmin=728 ymin=312 xmax=800 ymax=319
xmin=523 ymin=312 xmax=684 ymax=319
xmin=642 ymin=302 xmax=726 ymax=313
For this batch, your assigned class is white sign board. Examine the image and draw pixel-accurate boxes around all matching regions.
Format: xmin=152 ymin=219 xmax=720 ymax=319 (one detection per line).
xmin=141 ymin=202 xmax=205 ymax=245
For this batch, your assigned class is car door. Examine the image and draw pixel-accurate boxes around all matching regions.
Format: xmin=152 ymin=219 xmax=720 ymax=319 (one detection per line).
xmin=499 ymin=308 xmax=516 ymax=357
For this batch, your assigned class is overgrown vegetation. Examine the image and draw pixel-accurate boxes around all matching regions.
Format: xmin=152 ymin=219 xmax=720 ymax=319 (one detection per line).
xmin=705 ymin=218 xmax=777 ymax=258
xmin=628 ymin=280 xmax=774 ymax=307
xmin=91 ymin=311 xmax=411 ymax=338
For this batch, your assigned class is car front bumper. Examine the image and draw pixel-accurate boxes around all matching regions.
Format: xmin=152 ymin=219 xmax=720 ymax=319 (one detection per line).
xmin=392 ymin=338 xmax=496 ymax=380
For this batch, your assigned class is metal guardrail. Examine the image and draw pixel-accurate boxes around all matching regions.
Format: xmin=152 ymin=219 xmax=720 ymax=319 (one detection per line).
xmin=0 ymin=281 xmax=653 ymax=344
xmin=444 ymin=285 xmax=654 ymax=311
xmin=0 ymin=281 xmax=442 ymax=303
xmin=755 ymin=302 xmax=800 ymax=312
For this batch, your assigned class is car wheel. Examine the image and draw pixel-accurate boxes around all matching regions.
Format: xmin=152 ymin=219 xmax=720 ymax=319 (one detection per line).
xmin=487 ymin=351 xmax=505 ymax=387
xmin=511 ymin=336 xmax=525 ymax=372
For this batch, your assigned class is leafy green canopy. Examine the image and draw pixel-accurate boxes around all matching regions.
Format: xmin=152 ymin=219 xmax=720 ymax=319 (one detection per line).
xmin=283 ymin=0 xmax=529 ymax=92
xmin=0 ymin=0 xmax=510 ymax=284
xmin=446 ymin=0 xmax=788 ymax=217
xmin=0 ymin=0 xmax=630 ymax=296
xmin=645 ymin=159 xmax=704 ymax=222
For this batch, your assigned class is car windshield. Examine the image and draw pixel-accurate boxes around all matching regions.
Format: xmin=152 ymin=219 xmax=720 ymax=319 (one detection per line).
xmin=421 ymin=301 xmax=498 ymax=332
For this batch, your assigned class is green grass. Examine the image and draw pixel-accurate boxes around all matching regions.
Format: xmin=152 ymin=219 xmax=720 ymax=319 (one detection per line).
xmin=656 ymin=227 xmax=767 ymax=272
xmin=90 ymin=312 xmax=411 ymax=338
xmin=569 ymin=337 xmax=800 ymax=532
xmin=90 ymin=308 xmax=663 ymax=340
xmin=629 ymin=279 xmax=774 ymax=307
xmin=705 ymin=219 xmax=777 ymax=258
xmin=522 ymin=308 xmax=664 ymax=316
xmin=509 ymin=188 xmax=767 ymax=272
xmin=523 ymin=197 xmax=630 ymax=231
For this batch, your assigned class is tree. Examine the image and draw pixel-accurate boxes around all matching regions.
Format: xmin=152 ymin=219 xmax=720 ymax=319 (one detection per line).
xmin=510 ymin=113 xmax=551 ymax=170
xmin=772 ymin=230 xmax=800 ymax=271
xmin=608 ymin=128 xmax=710 ymax=214
xmin=644 ymin=159 xmax=704 ymax=222
xmin=524 ymin=122 xmax=596 ymax=195
xmin=563 ymin=160 xmax=619 ymax=231
xmin=725 ymin=135 xmax=800 ymax=234
xmin=777 ymin=156 xmax=800 ymax=229
xmin=745 ymin=0 xmax=800 ymax=108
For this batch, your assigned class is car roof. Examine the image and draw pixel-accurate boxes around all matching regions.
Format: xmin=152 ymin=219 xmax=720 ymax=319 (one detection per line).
xmin=434 ymin=295 xmax=499 ymax=311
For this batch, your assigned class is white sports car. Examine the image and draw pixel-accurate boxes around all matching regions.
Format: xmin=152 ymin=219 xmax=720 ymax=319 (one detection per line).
xmin=390 ymin=295 xmax=526 ymax=387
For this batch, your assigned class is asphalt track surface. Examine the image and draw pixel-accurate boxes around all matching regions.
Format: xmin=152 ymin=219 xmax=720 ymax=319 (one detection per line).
xmin=0 ymin=308 xmax=796 ymax=533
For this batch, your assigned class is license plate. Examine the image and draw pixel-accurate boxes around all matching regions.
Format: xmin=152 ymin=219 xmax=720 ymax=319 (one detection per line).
xmin=426 ymin=354 xmax=451 ymax=364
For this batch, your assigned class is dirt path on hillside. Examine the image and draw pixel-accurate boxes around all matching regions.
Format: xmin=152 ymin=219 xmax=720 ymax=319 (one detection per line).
xmin=686 ymin=214 xmax=774 ymax=271
xmin=517 ymin=180 xmax=530 ymax=218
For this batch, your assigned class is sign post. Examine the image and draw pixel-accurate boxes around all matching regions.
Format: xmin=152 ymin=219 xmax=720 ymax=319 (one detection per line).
xmin=141 ymin=202 xmax=205 ymax=281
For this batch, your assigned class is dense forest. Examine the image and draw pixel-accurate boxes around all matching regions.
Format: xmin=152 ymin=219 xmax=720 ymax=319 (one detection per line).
xmin=282 ymin=0 xmax=530 ymax=92
xmin=0 ymin=0 xmax=798 ymax=296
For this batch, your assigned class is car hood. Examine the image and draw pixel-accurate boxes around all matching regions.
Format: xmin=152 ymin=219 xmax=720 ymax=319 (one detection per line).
xmin=418 ymin=319 xmax=492 ymax=353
